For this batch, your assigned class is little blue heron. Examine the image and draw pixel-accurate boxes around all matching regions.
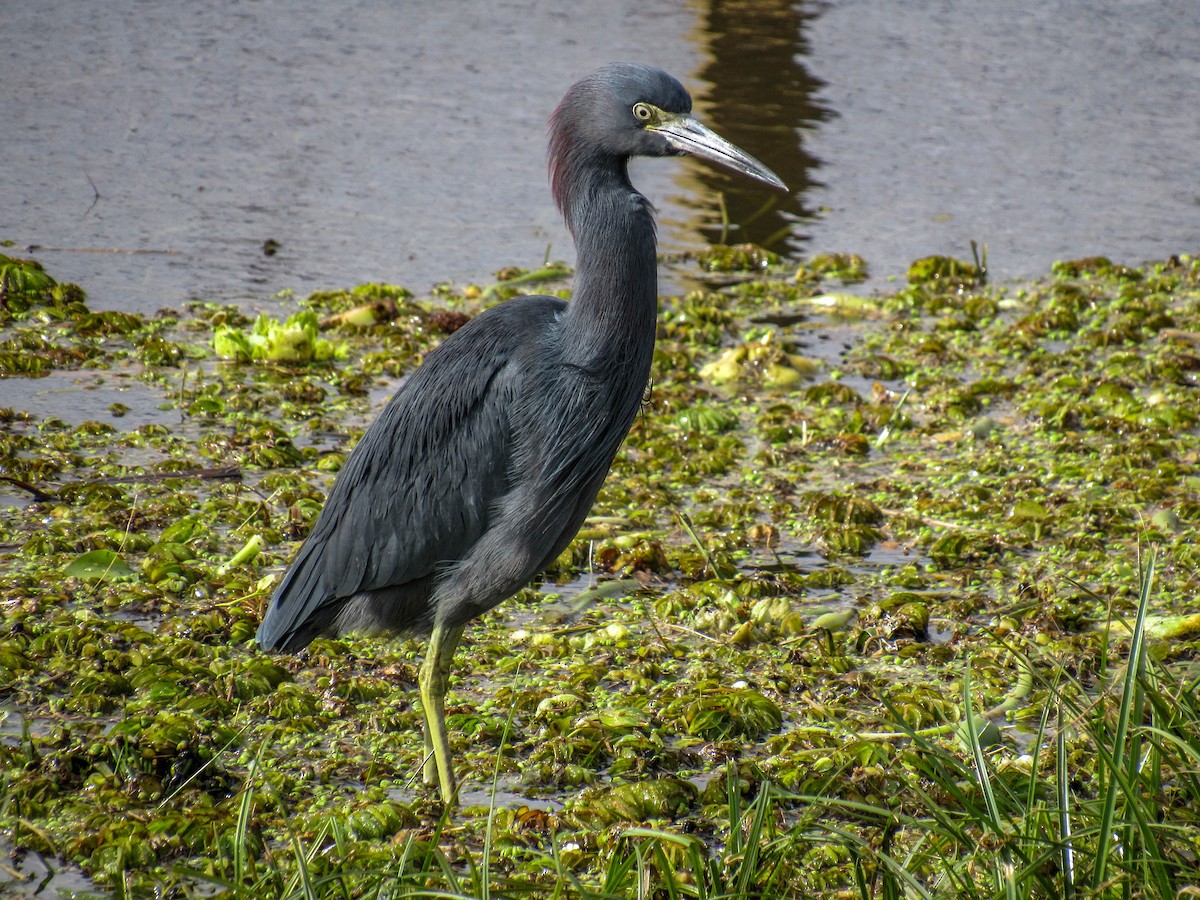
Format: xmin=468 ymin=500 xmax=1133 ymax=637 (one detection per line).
xmin=257 ymin=63 xmax=786 ymax=805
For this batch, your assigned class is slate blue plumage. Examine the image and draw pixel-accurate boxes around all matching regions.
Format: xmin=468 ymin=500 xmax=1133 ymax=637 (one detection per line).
xmin=256 ymin=63 xmax=785 ymax=804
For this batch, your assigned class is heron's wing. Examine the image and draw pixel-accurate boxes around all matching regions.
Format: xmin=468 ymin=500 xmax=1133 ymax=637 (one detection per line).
xmin=257 ymin=296 xmax=565 ymax=650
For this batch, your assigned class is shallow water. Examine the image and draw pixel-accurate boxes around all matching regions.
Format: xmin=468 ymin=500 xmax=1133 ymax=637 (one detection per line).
xmin=801 ymin=0 xmax=1200 ymax=280
xmin=4 ymin=0 xmax=1197 ymax=320
xmin=0 ymin=836 xmax=98 ymax=900
xmin=0 ymin=369 xmax=178 ymax=432
xmin=3 ymin=0 xmax=702 ymax=315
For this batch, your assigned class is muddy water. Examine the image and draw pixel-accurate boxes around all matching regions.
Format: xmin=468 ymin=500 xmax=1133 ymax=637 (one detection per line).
xmin=2 ymin=1 xmax=702 ymax=316
xmin=3 ymin=1 xmax=1198 ymax=309
xmin=800 ymin=0 xmax=1200 ymax=280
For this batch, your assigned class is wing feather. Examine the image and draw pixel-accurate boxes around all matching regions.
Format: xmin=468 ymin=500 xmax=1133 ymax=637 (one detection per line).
xmin=256 ymin=296 xmax=566 ymax=650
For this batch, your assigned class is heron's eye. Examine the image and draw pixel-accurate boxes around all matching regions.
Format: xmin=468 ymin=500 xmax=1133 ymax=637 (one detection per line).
xmin=632 ymin=102 xmax=654 ymax=123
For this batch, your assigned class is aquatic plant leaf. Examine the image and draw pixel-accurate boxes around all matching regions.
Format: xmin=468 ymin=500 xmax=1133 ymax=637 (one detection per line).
xmin=63 ymin=549 xmax=135 ymax=581
xmin=214 ymin=310 xmax=348 ymax=363
xmin=571 ymin=777 xmax=698 ymax=828
xmin=212 ymin=325 xmax=253 ymax=361
xmin=812 ymin=609 xmax=857 ymax=632
xmin=1010 ymin=499 xmax=1050 ymax=521
xmin=0 ymin=254 xmax=56 ymax=296
xmin=673 ymin=404 xmax=739 ymax=434
xmin=683 ymin=688 xmax=783 ymax=741
xmin=1104 ymin=613 xmax=1200 ymax=641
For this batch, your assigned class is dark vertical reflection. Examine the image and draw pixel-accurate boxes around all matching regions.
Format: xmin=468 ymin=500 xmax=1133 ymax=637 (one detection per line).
xmin=684 ymin=0 xmax=830 ymax=254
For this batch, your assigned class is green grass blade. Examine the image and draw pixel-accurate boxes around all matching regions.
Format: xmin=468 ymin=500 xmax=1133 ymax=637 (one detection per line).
xmin=808 ymin=824 xmax=935 ymax=900
xmin=1092 ymin=548 xmax=1154 ymax=889
xmin=961 ymin=659 xmax=1003 ymax=833
xmin=481 ymin=696 xmax=518 ymax=900
xmin=234 ymin=754 xmax=258 ymax=886
xmin=599 ymin=836 xmax=638 ymax=896
xmin=733 ymin=783 xmax=772 ymax=898
xmin=1057 ymin=701 xmax=1075 ymax=900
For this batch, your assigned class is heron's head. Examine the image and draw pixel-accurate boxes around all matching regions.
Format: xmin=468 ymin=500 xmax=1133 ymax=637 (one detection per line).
xmin=549 ymin=64 xmax=786 ymax=217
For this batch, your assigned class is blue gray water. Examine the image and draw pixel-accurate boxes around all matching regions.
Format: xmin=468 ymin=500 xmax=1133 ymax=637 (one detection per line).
xmin=3 ymin=0 xmax=1198 ymax=317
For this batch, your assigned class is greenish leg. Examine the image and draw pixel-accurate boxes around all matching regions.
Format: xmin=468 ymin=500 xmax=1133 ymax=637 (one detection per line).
xmin=419 ymin=621 xmax=465 ymax=805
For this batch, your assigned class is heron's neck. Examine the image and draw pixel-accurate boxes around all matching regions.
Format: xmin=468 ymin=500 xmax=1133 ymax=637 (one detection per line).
xmin=559 ymin=162 xmax=658 ymax=369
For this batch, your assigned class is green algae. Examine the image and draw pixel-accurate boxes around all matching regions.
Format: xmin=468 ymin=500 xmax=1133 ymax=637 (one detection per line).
xmin=796 ymin=252 xmax=869 ymax=285
xmin=0 ymin=252 xmax=1199 ymax=897
xmin=697 ymin=243 xmax=780 ymax=273
xmin=906 ymin=253 xmax=983 ymax=286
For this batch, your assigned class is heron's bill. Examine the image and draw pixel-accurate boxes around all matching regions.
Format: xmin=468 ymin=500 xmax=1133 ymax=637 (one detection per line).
xmin=652 ymin=114 xmax=788 ymax=192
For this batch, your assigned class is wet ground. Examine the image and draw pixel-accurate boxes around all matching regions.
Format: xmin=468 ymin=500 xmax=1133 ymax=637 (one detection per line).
xmin=1 ymin=235 xmax=1198 ymax=898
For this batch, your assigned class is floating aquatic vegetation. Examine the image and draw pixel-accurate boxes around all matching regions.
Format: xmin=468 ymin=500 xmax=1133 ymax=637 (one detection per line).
xmin=63 ymin=548 xmax=135 ymax=581
xmin=569 ymin=777 xmax=698 ymax=828
xmin=672 ymin=403 xmax=739 ymax=434
xmin=698 ymin=243 xmax=779 ymax=273
xmin=907 ymin=254 xmax=982 ymax=286
xmin=2 ymin=253 xmax=1200 ymax=897
xmin=213 ymin=310 xmax=348 ymax=363
xmin=795 ymin=252 xmax=869 ymax=285
xmin=699 ymin=337 xmax=822 ymax=387
xmin=674 ymin=684 xmax=783 ymax=741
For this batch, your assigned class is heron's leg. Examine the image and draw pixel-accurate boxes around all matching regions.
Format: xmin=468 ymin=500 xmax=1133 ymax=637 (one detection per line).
xmin=419 ymin=621 xmax=465 ymax=805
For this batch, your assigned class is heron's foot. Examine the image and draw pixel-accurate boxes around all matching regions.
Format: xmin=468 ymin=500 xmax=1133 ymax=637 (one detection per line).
xmin=418 ymin=622 xmax=465 ymax=806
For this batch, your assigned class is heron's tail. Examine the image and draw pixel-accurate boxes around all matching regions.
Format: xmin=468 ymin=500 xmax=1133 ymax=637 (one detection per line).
xmin=256 ymin=540 xmax=338 ymax=652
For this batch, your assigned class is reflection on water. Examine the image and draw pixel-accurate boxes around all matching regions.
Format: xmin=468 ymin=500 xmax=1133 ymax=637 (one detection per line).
xmin=0 ymin=835 xmax=100 ymax=900
xmin=391 ymin=783 xmax=564 ymax=813
xmin=680 ymin=0 xmax=831 ymax=253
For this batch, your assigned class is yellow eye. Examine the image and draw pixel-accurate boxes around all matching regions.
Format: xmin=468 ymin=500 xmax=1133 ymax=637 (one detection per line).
xmin=632 ymin=102 xmax=654 ymax=123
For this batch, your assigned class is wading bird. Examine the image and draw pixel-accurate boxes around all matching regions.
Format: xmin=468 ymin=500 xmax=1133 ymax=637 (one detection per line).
xmin=257 ymin=63 xmax=786 ymax=805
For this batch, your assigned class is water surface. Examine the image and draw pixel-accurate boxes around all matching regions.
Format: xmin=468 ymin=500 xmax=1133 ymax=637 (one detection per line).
xmin=3 ymin=0 xmax=1197 ymax=315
